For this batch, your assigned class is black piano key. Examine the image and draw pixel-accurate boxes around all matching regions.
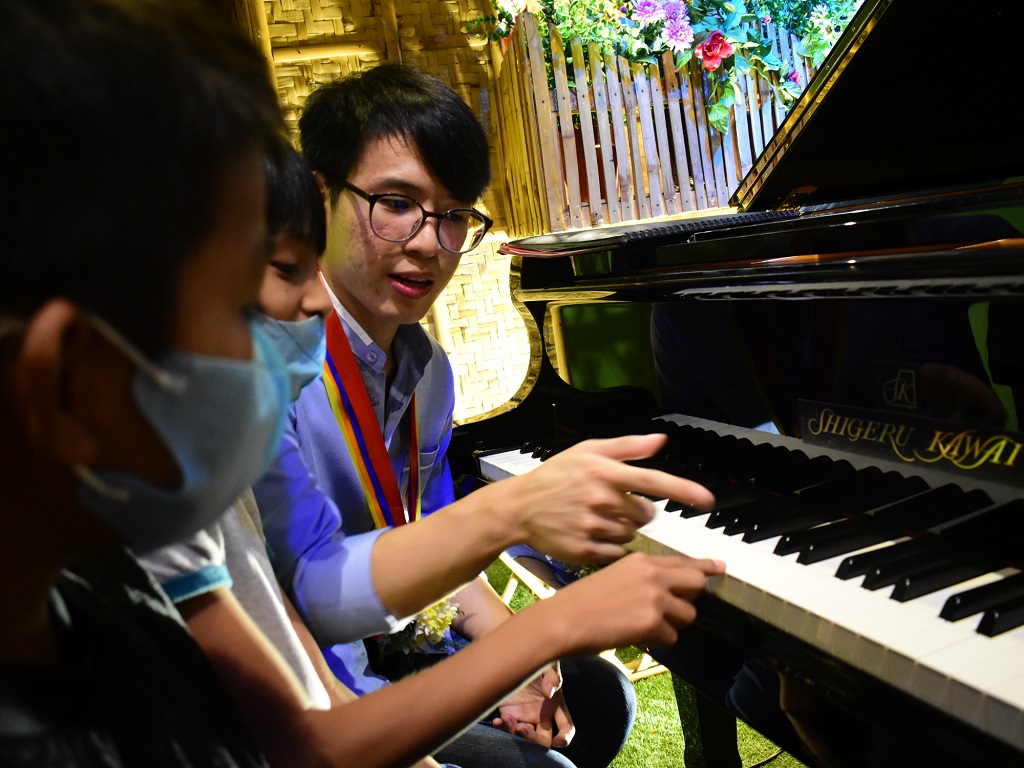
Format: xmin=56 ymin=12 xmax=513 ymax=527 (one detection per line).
xmin=523 ymin=434 xmax=584 ymax=459
xmin=729 ymin=445 xmax=804 ymax=486
xmin=941 ymin=571 xmax=1024 ymax=621
xmin=836 ymin=537 xmax=935 ymax=580
xmin=890 ymin=558 xmax=998 ymax=602
xmin=759 ymin=456 xmax=855 ymax=495
xmin=660 ymin=468 xmax=739 ymax=518
xmin=872 ymin=485 xmax=992 ymax=532
xmin=717 ymin=497 xmax=791 ymax=534
xmin=742 ymin=510 xmax=840 ymax=543
xmin=743 ymin=473 xmax=924 ymax=544
xmin=798 ymin=524 xmax=892 ymax=564
xmin=978 ymin=594 xmax=1024 ymax=637
xmin=802 ymin=486 xmax=992 ymax=568
xmin=804 ymin=472 xmax=929 ymax=517
xmin=861 ymin=546 xmax=957 ymax=591
xmin=775 ymin=516 xmax=878 ymax=557
xmin=794 ymin=485 xmax=989 ymax=564
xmin=795 ymin=466 xmax=885 ymax=506
xmin=937 ymin=499 xmax=1024 ymax=562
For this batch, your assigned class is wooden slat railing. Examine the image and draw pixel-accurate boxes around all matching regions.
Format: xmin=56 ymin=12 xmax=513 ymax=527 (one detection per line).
xmin=493 ymin=13 xmax=814 ymax=238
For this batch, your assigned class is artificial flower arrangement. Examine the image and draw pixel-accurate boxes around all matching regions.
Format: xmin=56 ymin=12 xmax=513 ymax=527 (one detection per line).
xmin=377 ymin=597 xmax=462 ymax=657
xmin=465 ymin=0 xmax=859 ymax=133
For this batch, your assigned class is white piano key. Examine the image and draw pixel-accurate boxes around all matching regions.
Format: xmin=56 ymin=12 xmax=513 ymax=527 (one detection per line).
xmin=984 ymin=652 xmax=1024 ymax=751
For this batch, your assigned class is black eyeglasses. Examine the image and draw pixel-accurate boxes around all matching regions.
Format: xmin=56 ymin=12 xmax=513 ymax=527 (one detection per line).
xmin=341 ymin=181 xmax=492 ymax=254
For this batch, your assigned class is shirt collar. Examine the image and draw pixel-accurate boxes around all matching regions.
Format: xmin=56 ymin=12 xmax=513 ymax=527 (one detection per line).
xmin=323 ymin=277 xmax=434 ymax=379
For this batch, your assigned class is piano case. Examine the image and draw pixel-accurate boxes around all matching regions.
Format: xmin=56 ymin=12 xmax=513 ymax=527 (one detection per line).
xmin=454 ymin=1 xmax=1024 ymax=766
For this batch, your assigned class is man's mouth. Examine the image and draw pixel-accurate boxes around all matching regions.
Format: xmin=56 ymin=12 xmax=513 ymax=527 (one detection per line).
xmin=389 ymin=273 xmax=434 ymax=299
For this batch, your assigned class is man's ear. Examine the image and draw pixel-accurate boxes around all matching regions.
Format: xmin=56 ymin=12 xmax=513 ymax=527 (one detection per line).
xmin=10 ymin=299 xmax=99 ymax=466
xmin=313 ymin=170 xmax=328 ymax=197
xmin=313 ymin=172 xmax=334 ymax=221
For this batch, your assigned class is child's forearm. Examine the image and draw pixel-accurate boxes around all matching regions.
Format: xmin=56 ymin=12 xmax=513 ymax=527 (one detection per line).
xmin=303 ymin=596 xmax=572 ymax=768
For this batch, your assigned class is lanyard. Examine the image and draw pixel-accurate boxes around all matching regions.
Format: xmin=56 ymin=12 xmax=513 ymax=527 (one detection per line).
xmin=321 ymin=312 xmax=420 ymax=528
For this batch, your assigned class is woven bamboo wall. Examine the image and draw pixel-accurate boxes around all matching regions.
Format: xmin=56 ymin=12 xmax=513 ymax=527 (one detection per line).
xmin=255 ymin=0 xmax=530 ymax=422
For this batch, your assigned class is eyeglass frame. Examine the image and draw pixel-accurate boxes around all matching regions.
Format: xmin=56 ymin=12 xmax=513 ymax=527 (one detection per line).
xmin=340 ymin=180 xmax=493 ymax=254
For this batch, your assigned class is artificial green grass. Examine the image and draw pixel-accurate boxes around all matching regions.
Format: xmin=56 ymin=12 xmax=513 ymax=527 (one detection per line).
xmin=484 ymin=560 xmax=808 ymax=768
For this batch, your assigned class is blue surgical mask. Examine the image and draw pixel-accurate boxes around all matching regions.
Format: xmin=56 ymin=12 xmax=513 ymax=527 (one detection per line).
xmin=250 ymin=312 xmax=327 ymax=402
xmin=74 ymin=314 xmax=289 ymax=554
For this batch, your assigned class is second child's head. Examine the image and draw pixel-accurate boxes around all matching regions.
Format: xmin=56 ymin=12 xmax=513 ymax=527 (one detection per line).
xmin=297 ymin=64 xmax=492 ymax=345
xmin=260 ymin=144 xmax=331 ymax=324
xmin=254 ymin=144 xmax=332 ymax=402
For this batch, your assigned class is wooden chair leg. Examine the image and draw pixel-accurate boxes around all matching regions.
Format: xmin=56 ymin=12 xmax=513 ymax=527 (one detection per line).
xmin=672 ymin=674 xmax=742 ymax=768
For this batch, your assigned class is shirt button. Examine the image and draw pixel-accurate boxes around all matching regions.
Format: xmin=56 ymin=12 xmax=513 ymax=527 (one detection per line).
xmin=366 ymin=351 xmax=378 ymax=363
xmin=369 ymin=395 xmax=379 ymax=406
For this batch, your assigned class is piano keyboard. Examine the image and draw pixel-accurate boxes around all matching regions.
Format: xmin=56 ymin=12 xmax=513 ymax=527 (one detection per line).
xmin=479 ymin=414 xmax=1024 ymax=753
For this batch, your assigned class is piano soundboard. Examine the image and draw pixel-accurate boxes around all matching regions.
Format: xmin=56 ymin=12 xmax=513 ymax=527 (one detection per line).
xmin=478 ymin=414 xmax=1024 ymax=758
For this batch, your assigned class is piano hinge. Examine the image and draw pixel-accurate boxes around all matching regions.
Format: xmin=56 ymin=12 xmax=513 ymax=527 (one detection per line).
xmin=776 ymin=186 xmax=817 ymax=210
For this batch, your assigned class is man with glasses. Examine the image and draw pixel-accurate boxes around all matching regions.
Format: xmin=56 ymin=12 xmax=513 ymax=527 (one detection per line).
xmin=251 ymin=64 xmax=667 ymax=768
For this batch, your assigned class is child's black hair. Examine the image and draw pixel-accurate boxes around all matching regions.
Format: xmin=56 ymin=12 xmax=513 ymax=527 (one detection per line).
xmin=0 ymin=0 xmax=285 ymax=356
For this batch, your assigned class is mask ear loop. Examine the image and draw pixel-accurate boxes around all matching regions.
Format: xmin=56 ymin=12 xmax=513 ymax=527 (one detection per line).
xmin=86 ymin=313 xmax=186 ymax=394
xmin=73 ymin=464 xmax=132 ymax=502
xmin=73 ymin=313 xmax=186 ymax=503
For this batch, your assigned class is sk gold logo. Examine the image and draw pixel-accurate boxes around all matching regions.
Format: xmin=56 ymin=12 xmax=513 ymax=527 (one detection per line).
xmin=883 ymin=369 xmax=917 ymax=410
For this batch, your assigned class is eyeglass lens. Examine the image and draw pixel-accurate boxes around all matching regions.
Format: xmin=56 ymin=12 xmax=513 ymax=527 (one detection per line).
xmin=370 ymin=194 xmax=487 ymax=253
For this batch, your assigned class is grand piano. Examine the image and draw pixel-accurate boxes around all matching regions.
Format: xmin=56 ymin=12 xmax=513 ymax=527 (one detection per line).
xmin=449 ymin=0 xmax=1024 ymax=765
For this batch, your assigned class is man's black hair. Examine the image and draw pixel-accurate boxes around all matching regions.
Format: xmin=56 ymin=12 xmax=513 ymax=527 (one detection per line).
xmin=298 ymin=63 xmax=491 ymax=206
xmin=265 ymin=143 xmax=327 ymax=257
xmin=0 ymin=0 xmax=284 ymax=357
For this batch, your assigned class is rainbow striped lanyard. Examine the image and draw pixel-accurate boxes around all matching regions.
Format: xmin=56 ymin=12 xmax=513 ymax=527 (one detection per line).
xmin=321 ymin=312 xmax=421 ymax=529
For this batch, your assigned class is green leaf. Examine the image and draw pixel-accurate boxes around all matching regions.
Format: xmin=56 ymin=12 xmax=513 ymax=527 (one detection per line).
xmin=733 ymin=55 xmax=751 ymax=75
xmin=708 ymin=102 xmax=731 ymax=133
xmin=782 ymin=81 xmax=803 ymax=98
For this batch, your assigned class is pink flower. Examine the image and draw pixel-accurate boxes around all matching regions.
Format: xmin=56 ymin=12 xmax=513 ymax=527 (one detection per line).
xmin=763 ymin=14 xmax=772 ymax=24
xmin=694 ymin=30 xmax=734 ymax=71
xmin=786 ymin=68 xmax=801 ymax=85
xmin=632 ymin=0 xmax=666 ymax=26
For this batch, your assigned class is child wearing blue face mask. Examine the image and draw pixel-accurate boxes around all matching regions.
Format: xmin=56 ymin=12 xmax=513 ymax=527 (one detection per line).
xmin=0 ymin=1 xmax=287 ymax=765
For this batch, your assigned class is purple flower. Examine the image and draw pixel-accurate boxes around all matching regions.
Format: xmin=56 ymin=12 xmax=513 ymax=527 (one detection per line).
xmin=663 ymin=15 xmax=694 ymax=52
xmin=632 ymin=0 xmax=667 ymax=27
xmin=662 ymin=0 xmax=685 ymax=19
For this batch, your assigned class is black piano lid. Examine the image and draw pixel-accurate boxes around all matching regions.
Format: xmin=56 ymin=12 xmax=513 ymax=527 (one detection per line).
xmin=735 ymin=0 xmax=1024 ymax=212
xmin=502 ymin=0 xmax=1024 ymax=254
